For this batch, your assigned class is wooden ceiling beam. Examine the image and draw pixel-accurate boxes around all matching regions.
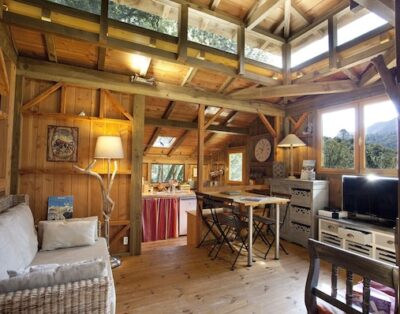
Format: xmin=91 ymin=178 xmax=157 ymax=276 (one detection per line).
xmin=17 ymin=57 xmax=284 ymax=116
xmin=217 ymin=76 xmax=235 ymax=94
xmin=21 ymin=81 xmax=63 ymax=112
xmin=167 ymin=130 xmax=190 ymax=156
xmin=291 ymin=3 xmax=311 ymax=25
xmin=103 ymin=89 xmax=133 ymax=121
xmin=286 ymin=83 xmax=384 ymax=116
xmin=97 ymin=47 xmax=106 ymax=71
xmin=257 ymin=110 xmax=277 ymax=138
xmin=181 ymin=67 xmax=198 ymax=86
xmin=145 ymin=117 xmax=248 ymax=135
xmin=232 ymin=80 xmax=357 ymax=99
xmin=283 ymin=0 xmax=291 ymax=39
xmin=43 ymin=34 xmax=57 ymax=62
xmin=342 ymin=68 xmax=359 ymax=83
xmin=246 ymin=0 xmax=282 ymax=30
xmin=0 ymin=23 xmax=17 ymax=64
xmin=204 ymin=107 xmax=224 ymax=129
xmin=359 ymin=47 xmax=396 ymax=86
xmin=350 ymin=0 xmax=394 ymax=26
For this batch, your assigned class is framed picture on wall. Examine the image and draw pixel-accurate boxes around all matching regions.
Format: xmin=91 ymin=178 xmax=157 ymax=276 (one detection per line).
xmin=47 ymin=125 xmax=79 ymax=162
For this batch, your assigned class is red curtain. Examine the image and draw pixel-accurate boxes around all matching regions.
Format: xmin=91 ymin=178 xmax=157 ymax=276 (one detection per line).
xmin=142 ymin=198 xmax=179 ymax=242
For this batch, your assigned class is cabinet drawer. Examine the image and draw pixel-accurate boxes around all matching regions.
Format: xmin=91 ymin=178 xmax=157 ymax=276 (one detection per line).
xmin=338 ymin=227 xmax=372 ymax=245
xmin=291 ymin=206 xmax=311 ymax=225
xmin=320 ymin=220 xmax=339 ymax=234
xmin=291 ymin=222 xmax=311 ymax=248
xmin=270 ymin=182 xmax=290 ymax=195
xmin=375 ymin=233 xmax=395 ymax=251
xmin=291 ymin=188 xmax=312 ymax=207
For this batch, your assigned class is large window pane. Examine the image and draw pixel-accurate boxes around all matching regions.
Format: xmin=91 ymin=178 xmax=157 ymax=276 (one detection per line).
xmin=245 ymin=31 xmax=282 ymax=68
xmin=291 ymin=21 xmax=328 ymax=68
xmin=364 ymin=101 xmax=398 ymax=169
xmin=228 ymin=152 xmax=243 ymax=182
xmin=337 ymin=10 xmax=388 ymax=46
xmin=109 ymin=0 xmax=178 ymax=36
xmin=321 ymin=108 xmax=356 ymax=169
xmin=46 ymin=0 xmax=101 ymax=14
xmin=188 ymin=8 xmax=237 ymax=54
xmin=151 ymin=164 xmax=184 ymax=183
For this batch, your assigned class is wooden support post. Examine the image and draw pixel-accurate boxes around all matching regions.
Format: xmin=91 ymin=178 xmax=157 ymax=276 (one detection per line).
xmin=197 ymin=104 xmax=205 ymax=192
xmin=10 ymin=75 xmax=23 ymax=194
xmin=4 ymin=61 xmax=16 ymax=194
xmin=257 ymin=110 xmax=277 ymax=138
xmin=283 ymin=43 xmax=291 ymax=104
xmin=237 ymin=26 xmax=245 ymax=75
xmin=328 ymin=16 xmax=338 ymax=69
xmin=60 ymin=83 xmax=67 ymax=114
xmin=130 ymin=94 xmax=145 ymax=256
xmin=99 ymin=0 xmax=109 ymax=44
xmin=178 ymin=4 xmax=188 ymax=62
xmin=283 ymin=0 xmax=291 ymax=38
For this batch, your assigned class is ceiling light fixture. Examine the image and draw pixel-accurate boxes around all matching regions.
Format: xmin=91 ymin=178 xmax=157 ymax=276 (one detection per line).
xmin=129 ymin=54 xmax=151 ymax=76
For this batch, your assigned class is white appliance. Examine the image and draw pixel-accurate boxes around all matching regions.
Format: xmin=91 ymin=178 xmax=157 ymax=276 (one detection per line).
xmin=179 ymin=195 xmax=196 ymax=236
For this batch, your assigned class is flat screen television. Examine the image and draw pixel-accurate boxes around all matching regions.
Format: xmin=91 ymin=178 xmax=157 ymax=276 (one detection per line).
xmin=342 ymin=175 xmax=398 ymax=228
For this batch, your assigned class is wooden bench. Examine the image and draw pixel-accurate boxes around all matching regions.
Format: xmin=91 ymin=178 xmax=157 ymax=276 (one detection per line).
xmin=305 ymin=238 xmax=399 ymax=314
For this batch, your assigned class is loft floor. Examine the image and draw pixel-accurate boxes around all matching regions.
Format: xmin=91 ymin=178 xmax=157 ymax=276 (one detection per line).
xmin=113 ymin=237 xmax=333 ymax=313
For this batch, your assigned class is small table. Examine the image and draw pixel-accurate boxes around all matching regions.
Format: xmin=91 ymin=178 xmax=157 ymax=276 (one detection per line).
xmin=204 ymin=192 xmax=289 ymax=266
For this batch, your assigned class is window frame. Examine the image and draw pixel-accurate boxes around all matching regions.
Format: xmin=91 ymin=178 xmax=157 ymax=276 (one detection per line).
xmin=317 ymin=97 xmax=398 ymax=177
xmin=226 ymin=147 xmax=246 ymax=185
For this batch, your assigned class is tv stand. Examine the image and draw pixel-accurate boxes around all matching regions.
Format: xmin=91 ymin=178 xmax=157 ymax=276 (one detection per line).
xmin=318 ymin=216 xmax=396 ymax=265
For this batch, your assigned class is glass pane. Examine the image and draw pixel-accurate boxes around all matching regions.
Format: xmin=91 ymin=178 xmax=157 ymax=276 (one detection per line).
xmin=337 ymin=10 xmax=387 ymax=46
xmin=151 ymin=164 xmax=184 ymax=183
xmin=229 ymin=153 xmax=243 ymax=182
xmin=321 ymin=108 xmax=355 ymax=169
xmin=46 ymin=0 xmax=101 ymax=14
xmin=291 ymin=21 xmax=328 ymax=68
xmin=188 ymin=8 xmax=237 ymax=54
xmin=245 ymin=31 xmax=282 ymax=68
xmin=364 ymin=101 xmax=398 ymax=169
xmin=109 ymin=0 xmax=178 ymax=36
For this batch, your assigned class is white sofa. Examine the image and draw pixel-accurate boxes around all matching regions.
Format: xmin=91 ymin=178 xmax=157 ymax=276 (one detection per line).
xmin=0 ymin=195 xmax=116 ymax=313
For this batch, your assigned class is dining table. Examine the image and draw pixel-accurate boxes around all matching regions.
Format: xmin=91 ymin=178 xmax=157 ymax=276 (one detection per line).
xmin=203 ymin=191 xmax=290 ymax=266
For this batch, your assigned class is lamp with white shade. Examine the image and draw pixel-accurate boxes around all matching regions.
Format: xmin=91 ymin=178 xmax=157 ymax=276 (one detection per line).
xmin=278 ymin=134 xmax=306 ymax=179
xmin=74 ymin=135 xmax=124 ymax=268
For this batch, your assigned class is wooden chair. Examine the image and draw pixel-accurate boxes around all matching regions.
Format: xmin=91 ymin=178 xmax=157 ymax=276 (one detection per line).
xmin=305 ymin=238 xmax=399 ymax=314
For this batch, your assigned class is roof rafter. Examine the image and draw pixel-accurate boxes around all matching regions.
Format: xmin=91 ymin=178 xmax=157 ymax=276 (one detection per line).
xmin=246 ymin=0 xmax=282 ymax=30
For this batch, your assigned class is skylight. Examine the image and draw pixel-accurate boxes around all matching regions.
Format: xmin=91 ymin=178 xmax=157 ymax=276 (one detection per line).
xmin=153 ymin=136 xmax=176 ymax=148
xmin=337 ymin=12 xmax=387 ymax=46
xmin=291 ymin=35 xmax=328 ymax=68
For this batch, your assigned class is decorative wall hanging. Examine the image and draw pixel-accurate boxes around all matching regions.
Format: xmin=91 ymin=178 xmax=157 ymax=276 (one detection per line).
xmin=47 ymin=125 xmax=79 ymax=162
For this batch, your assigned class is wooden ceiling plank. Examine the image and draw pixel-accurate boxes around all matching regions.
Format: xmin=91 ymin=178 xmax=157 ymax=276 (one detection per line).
xmin=257 ymin=110 xmax=277 ymax=137
xmin=232 ymin=80 xmax=357 ymax=99
xmin=181 ymin=67 xmax=198 ymax=86
xmin=247 ymin=0 xmax=282 ymax=30
xmin=351 ymin=0 xmax=394 ymax=26
xmin=21 ymin=81 xmax=63 ymax=112
xmin=217 ymin=76 xmax=235 ymax=94
xmin=103 ymin=89 xmax=134 ymax=121
xmin=43 ymin=34 xmax=57 ymax=62
xmin=359 ymin=47 xmax=396 ymax=86
xmin=60 ymin=83 xmax=67 ymax=114
xmin=204 ymin=107 xmax=224 ymax=129
xmin=18 ymin=57 xmax=284 ymax=117
xmin=291 ymin=2 xmax=311 ymax=24
xmin=245 ymin=0 xmax=264 ymax=23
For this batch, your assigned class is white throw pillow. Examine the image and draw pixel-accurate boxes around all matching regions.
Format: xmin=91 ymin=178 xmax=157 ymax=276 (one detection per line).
xmin=0 ymin=259 xmax=106 ymax=293
xmin=38 ymin=216 xmax=99 ymax=247
xmin=41 ymin=220 xmax=96 ymax=251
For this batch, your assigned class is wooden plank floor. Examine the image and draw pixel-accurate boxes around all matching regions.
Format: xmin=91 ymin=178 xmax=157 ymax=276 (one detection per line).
xmin=113 ymin=237 xmax=331 ymax=313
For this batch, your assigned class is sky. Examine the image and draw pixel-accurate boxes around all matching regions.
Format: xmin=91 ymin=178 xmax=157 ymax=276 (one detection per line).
xmin=322 ymin=100 xmax=398 ymax=138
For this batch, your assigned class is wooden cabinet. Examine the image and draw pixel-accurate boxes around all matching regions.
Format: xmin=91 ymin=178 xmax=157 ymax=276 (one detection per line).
xmin=319 ymin=217 xmax=396 ymax=265
xmin=266 ymin=178 xmax=329 ymax=248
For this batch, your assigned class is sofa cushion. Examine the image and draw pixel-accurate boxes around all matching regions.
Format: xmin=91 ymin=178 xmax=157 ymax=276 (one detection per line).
xmin=0 ymin=203 xmax=38 ymax=280
xmin=0 ymin=258 xmax=106 ymax=293
xmin=41 ymin=220 xmax=96 ymax=251
xmin=38 ymin=216 xmax=99 ymax=247
xmin=31 ymin=238 xmax=116 ymax=314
